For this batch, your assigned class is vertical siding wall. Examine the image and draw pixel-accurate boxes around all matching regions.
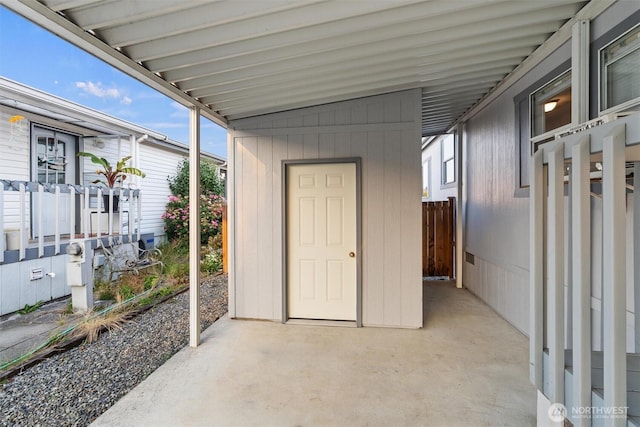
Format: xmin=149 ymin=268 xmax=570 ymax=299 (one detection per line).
xmin=81 ymin=137 xmax=132 ymax=188
xmin=0 ymin=109 xmax=31 ymax=228
xmin=421 ymin=134 xmax=457 ymax=202
xmin=228 ymin=90 xmax=423 ymax=328
xmin=463 ymin=94 xmax=534 ymax=334
xmin=83 ymin=138 xmax=187 ymax=243
xmin=463 ymin=40 xmax=572 ymax=335
xmin=0 ymin=254 xmax=68 ymax=315
xmin=138 ymin=143 xmax=187 ymax=244
xmin=463 ymin=0 xmax=640 ymax=338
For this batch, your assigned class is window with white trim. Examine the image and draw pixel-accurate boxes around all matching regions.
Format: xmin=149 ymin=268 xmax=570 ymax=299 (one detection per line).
xmin=530 ymin=70 xmax=572 ymax=138
xmin=441 ymin=134 xmax=455 ymax=185
xmin=600 ymin=24 xmax=640 ymax=113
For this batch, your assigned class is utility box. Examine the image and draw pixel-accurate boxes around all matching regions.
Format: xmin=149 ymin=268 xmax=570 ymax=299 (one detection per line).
xmin=66 ymin=240 xmax=94 ymax=313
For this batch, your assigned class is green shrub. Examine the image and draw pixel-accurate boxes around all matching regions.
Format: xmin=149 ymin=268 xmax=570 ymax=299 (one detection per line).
xmin=167 ymin=159 xmax=224 ymax=198
xmin=118 ymin=284 xmax=135 ymax=301
xmin=201 ymin=249 xmax=222 ymax=274
xmin=143 ymin=275 xmax=158 ymax=290
xmin=162 ymin=192 xmax=224 ymax=245
xmin=165 ymin=262 xmax=189 ymax=278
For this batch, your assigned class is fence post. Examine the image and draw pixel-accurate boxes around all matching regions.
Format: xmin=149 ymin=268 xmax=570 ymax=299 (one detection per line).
xmin=447 ymin=196 xmax=455 ymax=278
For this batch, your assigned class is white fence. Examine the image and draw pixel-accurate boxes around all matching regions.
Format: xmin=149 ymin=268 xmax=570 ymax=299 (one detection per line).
xmin=0 ymin=181 xmax=142 ymax=263
xmin=530 ymin=112 xmax=640 ymax=426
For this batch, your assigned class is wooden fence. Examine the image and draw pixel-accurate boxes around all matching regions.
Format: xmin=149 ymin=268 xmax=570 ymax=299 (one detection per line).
xmin=422 ymin=197 xmax=455 ymax=277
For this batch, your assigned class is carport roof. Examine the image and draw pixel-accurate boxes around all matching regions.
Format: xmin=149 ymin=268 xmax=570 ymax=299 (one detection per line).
xmin=4 ymin=0 xmax=609 ymax=136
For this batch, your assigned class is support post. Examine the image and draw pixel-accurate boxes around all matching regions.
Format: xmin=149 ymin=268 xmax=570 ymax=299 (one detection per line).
xmin=97 ymin=188 xmax=103 ymax=240
xmin=128 ymin=195 xmax=133 ymax=243
xmin=227 ymin=131 xmax=236 ymax=319
xmin=54 ymin=185 xmax=61 ymax=254
xmin=635 ymin=163 xmax=640 ymax=353
xmin=571 ymin=20 xmax=589 ymax=125
xmin=83 ymin=187 xmax=89 ymax=239
xmin=19 ymin=182 xmax=26 ymax=260
xmin=455 ymin=124 xmax=464 ymax=288
xmin=530 ymin=148 xmax=544 ymax=388
xmin=548 ymin=146 xmax=565 ymax=404
xmin=38 ymin=184 xmax=44 ymax=257
xmin=69 ymin=185 xmax=75 ymax=242
xmin=602 ymin=125 xmax=626 ymax=425
xmin=572 ymin=136 xmax=591 ymax=426
xmin=0 ymin=184 xmax=4 ymax=263
xmin=189 ymin=107 xmax=201 ymax=348
xmin=136 ymin=192 xmax=142 ymax=242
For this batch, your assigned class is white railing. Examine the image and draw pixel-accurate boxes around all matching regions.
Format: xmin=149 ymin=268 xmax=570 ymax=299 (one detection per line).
xmin=530 ymin=111 xmax=640 ymax=426
xmin=0 ymin=181 xmax=142 ymax=263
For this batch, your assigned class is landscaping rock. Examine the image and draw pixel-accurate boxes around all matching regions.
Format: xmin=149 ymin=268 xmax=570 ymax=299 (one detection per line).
xmin=0 ymin=275 xmax=227 ymax=427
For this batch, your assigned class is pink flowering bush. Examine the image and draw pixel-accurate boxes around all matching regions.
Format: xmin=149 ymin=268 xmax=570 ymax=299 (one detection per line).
xmin=162 ymin=192 xmax=225 ymax=245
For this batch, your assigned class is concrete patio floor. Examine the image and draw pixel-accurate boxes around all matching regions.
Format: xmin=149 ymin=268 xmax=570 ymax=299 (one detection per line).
xmin=92 ymin=281 xmax=536 ymax=426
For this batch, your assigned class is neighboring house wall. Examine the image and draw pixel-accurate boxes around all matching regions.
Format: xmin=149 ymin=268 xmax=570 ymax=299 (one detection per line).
xmin=462 ymin=0 xmax=640 ymax=339
xmin=0 ymin=96 xmax=224 ymax=315
xmin=137 ymin=142 xmax=188 ymax=244
xmin=421 ymin=134 xmax=457 ymax=202
xmin=0 ymin=109 xmax=31 ymax=229
xmin=0 ymin=106 xmax=219 ymax=246
xmin=228 ymin=89 xmax=423 ymax=328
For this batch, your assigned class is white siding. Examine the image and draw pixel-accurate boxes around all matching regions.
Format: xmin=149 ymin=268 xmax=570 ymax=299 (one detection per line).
xmin=80 ymin=136 xmax=132 ymax=188
xmin=229 ymin=90 xmax=423 ymax=328
xmin=81 ymin=138 xmax=193 ymax=243
xmin=138 ymin=143 xmax=187 ymax=243
xmin=0 ymin=108 xmax=31 ymax=229
xmin=421 ymin=134 xmax=457 ymax=202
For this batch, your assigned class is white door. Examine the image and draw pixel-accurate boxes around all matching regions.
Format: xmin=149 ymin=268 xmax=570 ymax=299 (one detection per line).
xmin=32 ymin=126 xmax=76 ymax=238
xmin=287 ymin=163 xmax=357 ymax=321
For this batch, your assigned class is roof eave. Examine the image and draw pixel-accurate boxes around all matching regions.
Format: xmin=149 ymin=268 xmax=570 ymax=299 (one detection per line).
xmin=5 ymin=0 xmax=227 ymax=128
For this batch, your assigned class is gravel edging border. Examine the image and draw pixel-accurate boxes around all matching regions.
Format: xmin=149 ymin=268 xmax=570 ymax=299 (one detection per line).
xmin=0 ymin=273 xmax=222 ymax=383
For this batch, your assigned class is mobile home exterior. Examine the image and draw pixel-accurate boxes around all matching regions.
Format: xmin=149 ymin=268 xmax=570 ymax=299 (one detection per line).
xmin=5 ymin=0 xmax=640 ymax=423
xmin=421 ymin=133 xmax=457 ymax=202
xmin=0 ymin=77 xmax=224 ymax=316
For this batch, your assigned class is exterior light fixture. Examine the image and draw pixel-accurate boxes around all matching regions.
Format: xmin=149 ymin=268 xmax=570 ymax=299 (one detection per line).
xmin=544 ymin=99 xmax=559 ymax=113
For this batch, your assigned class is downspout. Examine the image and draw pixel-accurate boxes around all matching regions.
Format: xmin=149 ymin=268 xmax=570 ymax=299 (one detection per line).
xmin=134 ymin=134 xmax=149 ymax=189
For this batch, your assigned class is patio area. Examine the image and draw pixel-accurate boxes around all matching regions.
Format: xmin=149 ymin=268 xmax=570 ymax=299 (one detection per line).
xmin=92 ymin=280 xmax=536 ymax=426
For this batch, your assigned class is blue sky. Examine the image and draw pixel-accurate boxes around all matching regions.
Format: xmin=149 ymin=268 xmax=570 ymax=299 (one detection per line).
xmin=0 ymin=6 xmax=227 ymax=158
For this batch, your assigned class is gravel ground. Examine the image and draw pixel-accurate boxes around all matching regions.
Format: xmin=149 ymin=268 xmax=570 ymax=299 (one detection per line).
xmin=0 ymin=274 xmax=228 ymax=427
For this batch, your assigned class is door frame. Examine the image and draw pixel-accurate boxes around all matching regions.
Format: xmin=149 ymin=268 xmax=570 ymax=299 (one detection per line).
xmin=282 ymin=158 xmax=362 ymax=326
xmin=30 ymin=123 xmax=81 ymax=238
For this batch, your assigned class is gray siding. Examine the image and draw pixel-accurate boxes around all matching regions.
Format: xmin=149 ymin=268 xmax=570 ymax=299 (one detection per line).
xmin=228 ymin=90 xmax=423 ymax=328
xmin=462 ymin=0 xmax=640 ymax=337
xmin=0 ymin=254 xmax=67 ymax=315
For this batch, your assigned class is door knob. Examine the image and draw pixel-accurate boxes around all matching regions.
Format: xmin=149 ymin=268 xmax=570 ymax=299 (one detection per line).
xmin=349 ymin=252 xmax=355 ymax=258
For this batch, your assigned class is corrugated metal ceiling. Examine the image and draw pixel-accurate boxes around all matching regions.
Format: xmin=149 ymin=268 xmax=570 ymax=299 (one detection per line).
xmin=7 ymin=0 xmax=590 ymax=136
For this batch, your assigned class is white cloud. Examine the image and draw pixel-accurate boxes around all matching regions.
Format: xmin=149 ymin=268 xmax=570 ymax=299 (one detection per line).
xmin=75 ymin=81 xmax=133 ymax=106
xmin=76 ymin=81 xmax=120 ymax=98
